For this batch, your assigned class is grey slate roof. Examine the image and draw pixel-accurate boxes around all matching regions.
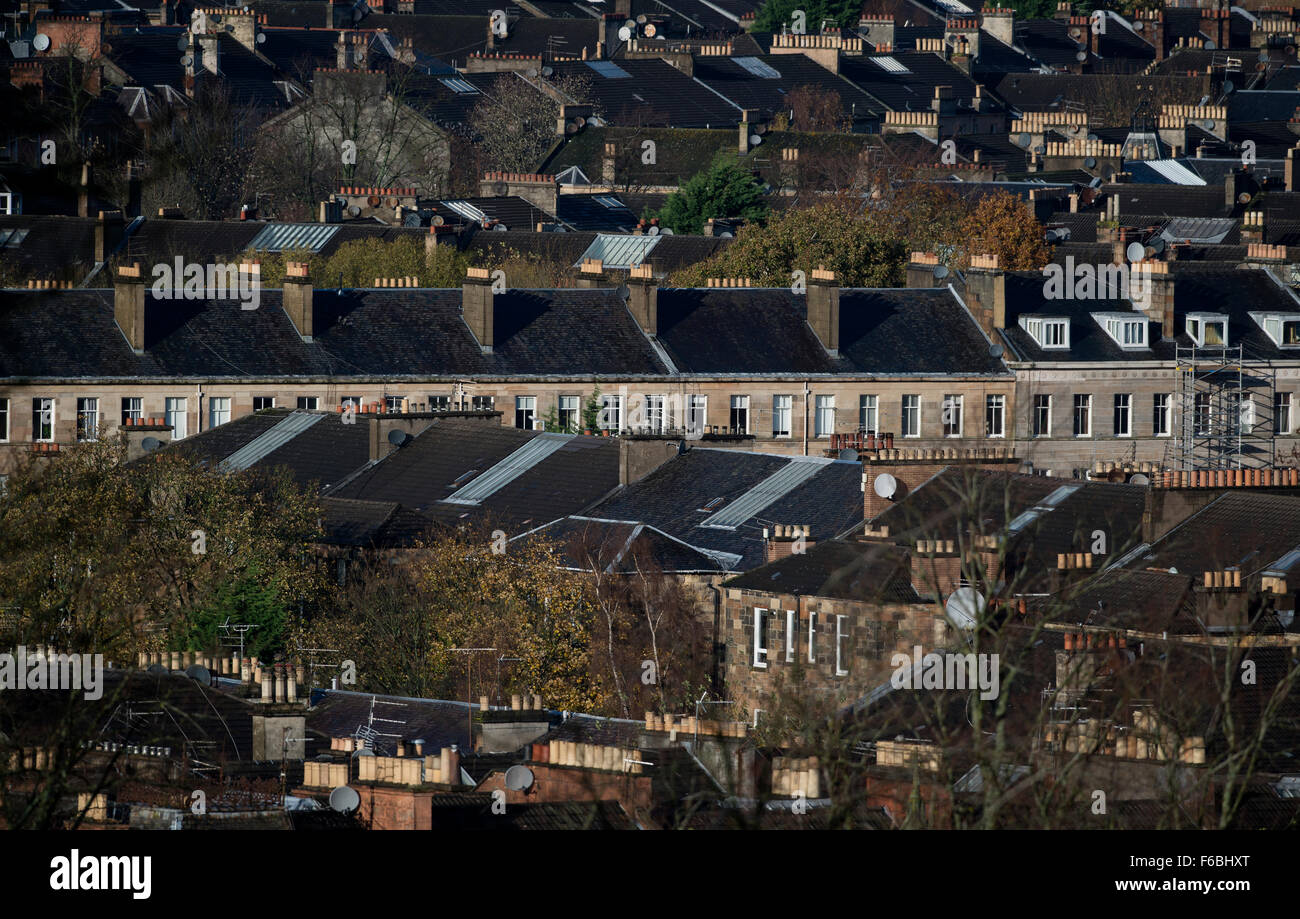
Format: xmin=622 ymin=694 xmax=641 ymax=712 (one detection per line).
xmin=723 ymin=539 xmax=922 ymax=603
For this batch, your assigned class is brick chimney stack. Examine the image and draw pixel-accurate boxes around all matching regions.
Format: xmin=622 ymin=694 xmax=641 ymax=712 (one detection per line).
xmin=462 ymin=267 xmax=496 ymax=352
xmin=807 ymin=266 xmax=841 ymax=356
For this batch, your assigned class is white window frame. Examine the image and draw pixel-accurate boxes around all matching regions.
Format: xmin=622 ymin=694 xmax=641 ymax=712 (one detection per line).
xmin=807 ymin=611 xmax=817 ymax=663
xmin=1187 ymin=313 xmax=1228 ymax=348
xmin=165 ymin=397 xmax=188 ymax=439
xmin=296 ymin=396 xmax=320 ymax=411
xmin=859 ymin=394 xmax=878 ymax=434
xmin=1114 ymin=393 xmax=1132 ymax=437
xmin=687 ymin=394 xmax=707 ymax=437
xmin=901 ymin=394 xmax=920 ymax=438
xmin=1097 ymin=313 xmax=1148 ymax=349
xmin=785 ymin=609 xmax=796 ymax=663
xmin=752 ymin=607 xmax=768 ymax=669
xmin=0 ymin=397 xmax=9 ymax=442
xmin=209 ymin=396 xmax=231 ymax=428
xmin=558 ymin=394 xmax=579 ymax=432
xmin=384 ymin=395 xmax=406 ymax=412
xmin=1022 ymin=316 xmax=1070 ymax=349
xmin=1033 ymin=394 xmax=1052 ymax=438
xmin=471 ymin=395 xmax=495 ymax=412
xmin=76 ymin=397 xmax=98 ymax=442
xmin=1277 ymin=392 xmax=1293 ymax=435
xmin=985 ymin=394 xmax=1005 ymax=438
xmin=599 ymin=393 xmax=624 ymax=432
xmin=1153 ymin=393 xmax=1171 ymax=437
xmin=814 ymin=395 xmax=835 ymax=438
xmin=942 ymin=394 xmax=963 ymax=438
xmin=772 ymin=395 xmax=792 ymax=438
xmin=1252 ymin=312 xmax=1300 ymax=348
xmin=515 ymin=395 xmax=536 ymax=429
xmin=1194 ymin=392 xmax=1212 ymax=436
xmin=122 ymin=397 xmax=143 ymax=426
xmin=1073 ymin=393 xmax=1091 ymax=438
xmin=835 ymin=615 xmax=849 ymax=677
xmin=32 ymin=397 xmax=54 ymax=442
xmin=253 ymin=396 xmax=276 ymax=412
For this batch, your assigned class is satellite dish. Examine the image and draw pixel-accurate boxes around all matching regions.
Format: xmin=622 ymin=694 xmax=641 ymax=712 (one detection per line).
xmin=146 ymin=663 xmax=167 ymax=676
xmin=1075 ymin=51 xmax=1087 ymax=62
xmin=1016 ymin=132 xmax=1031 ymax=148
xmin=1151 ymin=237 xmax=1166 ymax=253
xmin=1087 ymin=133 xmax=1098 ymax=142
xmin=1259 ymin=51 xmax=1270 ymax=63
xmin=403 ymin=213 xmax=422 ymax=227
xmin=838 ymin=448 xmax=859 ymax=461
xmin=33 ymin=32 xmax=51 ymax=52
xmin=367 ymin=195 xmax=382 ymax=207
xmin=1205 ymin=40 xmax=1216 ymax=51
xmin=1033 ymin=143 xmax=1046 ymax=155
xmin=504 ymin=764 xmax=535 ymax=790
xmin=934 ymin=264 xmax=949 ymax=280
xmin=431 ymin=214 xmax=444 ymax=226
xmin=618 ymin=26 xmax=631 ymax=41
xmin=989 ymin=342 xmax=1005 ymax=358
xmin=643 ymin=22 xmax=657 ymax=37
xmin=1238 ymin=192 xmax=1251 ymax=204
xmin=1068 ymin=27 xmax=1082 ymax=39
xmin=945 ymin=587 xmax=985 ymax=629
xmin=1133 ymin=20 xmax=1143 ymax=30
xmin=256 ymin=32 xmax=266 ymax=44
xmin=873 ymin=473 xmax=897 ymax=499
xmin=184 ymin=664 xmax=211 ymax=685
xmin=180 ymin=55 xmax=193 ymax=67
xmin=636 ymin=14 xmax=647 ymax=24
xmin=661 ymin=227 xmax=673 ymax=235
xmin=493 ymin=223 xmax=508 ymax=231
xmin=387 ymin=429 xmax=410 ymax=446
xmin=141 ymin=436 xmax=161 ymax=451
xmin=616 ymin=283 xmax=631 ymax=300
xmin=176 ymin=36 xmax=189 ymax=52
xmin=1083 ymin=156 xmax=1097 ymax=169
xmin=347 ymin=204 xmax=361 ymax=217
xmin=750 ymin=134 xmax=762 ymax=147
xmin=354 ymin=747 xmax=375 ymax=758
xmin=1129 ymin=473 xmax=1150 ymax=486
xmin=541 ymin=66 xmax=554 ymax=77
xmin=1126 ymin=241 xmax=1145 ymax=262
xmin=1101 ymin=164 xmax=1116 ymax=180
xmin=647 ymin=226 xmax=660 ymax=236
xmin=328 ymin=785 xmax=361 ymax=815
xmin=575 ymin=116 xmax=586 ymax=128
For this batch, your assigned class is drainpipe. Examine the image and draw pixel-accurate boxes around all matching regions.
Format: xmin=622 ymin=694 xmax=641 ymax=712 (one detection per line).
xmin=803 ymin=380 xmax=811 ymax=456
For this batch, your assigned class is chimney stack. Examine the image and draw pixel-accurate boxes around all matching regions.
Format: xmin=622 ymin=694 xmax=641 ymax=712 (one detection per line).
xmin=807 ymin=266 xmax=840 ymax=356
xmin=94 ymin=209 xmax=124 ymax=262
xmin=462 ymin=267 xmax=495 ymax=352
xmin=114 ymin=263 xmax=147 ymax=355
xmin=283 ymin=262 xmax=314 ymax=341
xmin=577 ymin=258 xmax=606 ymax=288
xmin=964 ymin=254 xmax=1005 ymax=337
xmin=627 ymin=263 xmax=658 ymax=336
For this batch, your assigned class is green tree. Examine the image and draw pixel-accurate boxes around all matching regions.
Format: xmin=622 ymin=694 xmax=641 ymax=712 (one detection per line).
xmin=186 ymin=564 xmax=290 ymax=659
xmin=672 ymin=200 xmax=908 ymax=287
xmin=583 ymin=385 xmax=602 ymax=433
xmin=753 ymin=0 xmax=862 ymax=32
xmin=652 ymin=161 xmax=769 ymax=235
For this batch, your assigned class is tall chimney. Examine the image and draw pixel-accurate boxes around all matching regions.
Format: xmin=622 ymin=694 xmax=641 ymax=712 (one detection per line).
xmin=627 ymin=263 xmax=658 ymax=336
xmin=94 ymin=209 xmax=124 ymax=262
xmin=964 ymin=254 xmax=1005 ymax=336
xmin=114 ymin=263 xmax=146 ymax=355
xmin=1142 ymin=260 xmax=1175 ymax=339
xmin=462 ymin=267 xmax=495 ymax=352
xmin=807 ymin=266 xmax=840 ymax=356
xmin=78 ymin=162 xmax=92 ymax=218
xmin=283 ymin=261 xmax=314 ymax=341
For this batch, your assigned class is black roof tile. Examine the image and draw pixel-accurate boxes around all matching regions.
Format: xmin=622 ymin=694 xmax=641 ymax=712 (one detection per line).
xmin=723 ymin=538 xmax=921 ymax=602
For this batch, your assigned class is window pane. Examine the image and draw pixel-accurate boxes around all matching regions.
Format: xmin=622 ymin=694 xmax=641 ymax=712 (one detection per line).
xmin=165 ymin=397 xmax=187 ymax=439
xmin=1277 ymin=393 xmax=1292 ymax=435
xmin=814 ymin=395 xmax=835 ymax=438
xmin=1153 ymin=394 xmax=1170 ymax=437
xmin=729 ymin=395 xmax=749 ymax=433
xmin=296 ymin=396 xmax=319 ymax=410
xmin=77 ymin=397 xmax=98 ymax=442
xmin=121 ymin=397 xmax=143 ymax=425
xmin=0 ymin=398 xmax=9 ymax=441
xmin=985 ymin=395 xmax=1004 ymax=437
xmin=209 ymin=397 xmax=231 ymax=428
xmin=515 ymin=395 xmax=535 ymax=429
xmin=32 ymin=398 xmax=53 ymax=441
xmin=773 ymin=395 xmax=791 ymax=438
xmin=1073 ymin=394 xmax=1090 ymax=437
xmin=901 ymin=395 xmax=920 ymax=438
xmin=859 ymin=395 xmax=877 ymax=433
xmin=558 ymin=395 xmax=578 ymax=432
xmin=942 ymin=395 xmax=962 ymax=437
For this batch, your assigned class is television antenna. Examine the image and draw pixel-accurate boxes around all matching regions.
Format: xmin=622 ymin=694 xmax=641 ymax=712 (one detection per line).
xmin=353 ymin=695 xmax=407 ymax=756
xmin=449 ymin=648 xmax=497 ymax=747
xmin=217 ymin=619 xmax=259 ymax=660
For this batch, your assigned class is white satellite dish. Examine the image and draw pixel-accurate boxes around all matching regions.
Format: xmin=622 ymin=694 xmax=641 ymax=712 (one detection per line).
xmin=945 ymin=587 xmax=985 ymax=629
xmin=618 ymin=26 xmax=631 ymax=41
xmin=873 ymin=473 xmax=897 ymax=499
xmin=1129 ymin=473 xmax=1150 ymax=486
xmin=504 ymin=764 xmax=535 ymax=790
xmin=1126 ymin=241 xmax=1145 ymax=263
xmin=32 ymin=33 xmax=50 ymax=52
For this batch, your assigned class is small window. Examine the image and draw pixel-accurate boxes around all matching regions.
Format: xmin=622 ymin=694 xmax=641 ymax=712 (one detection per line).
xmin=297 ymin=396 xmax=319 ymax=410
xmin=1033 ymin=395 xmax=1051 ymax=438
xmin=558 ymin=395 xmax=579 ymax=432
xmin=814 ymin=395 xmax=835 ymax=438
xmin=698 ymin=496 xmax=725 ymax=513
xmin=807 ymin=611 xmax=817 ymax=663
xmin=859 ymin=395 xmax=878 ymax=434
xmin=253 ymin=397 xmax=275 ymax=412
xmin=1277 ymin=392 xmax=1292 ymax=435
xmin=210 ymin=396 xmax=231 ymax=428
xmin=985 ymin=395 xmax=1005 ymax=438
xmin=644 ymin=394 xmax=666 ymax=433
xmin=1022 ymin=316 xmax=1070 ymax=349
xmin=1113 ymin=393 xmax=1131 ymax=437
xmin=773 ymin=395 xmax=792 ymax=438
xmin=835 ymin=615 xmax=849 ymax=677
xmin=729 ymin=395 xmax=749 ymax=434
xmin=166 ymin=397 xmax=188 ymax=439
xmin=429 ymin=395 xmax=451 ymax=412
xmin=902 ymin=395 xmax=920 ymax=438
xmin=786 ymin=610 xmax=797 ymax=663
xmin=1194 ymin=392 xmax=1212 ymax=436
xmin=752 ymin=607 xmax=768 ymax=669
xmin=384 ymin=395 xmax=405 ymax=412
xmin=942 ymin=394 xmax=962 ymax=438
xmin=471 ymin=395 xmax=495 ymax=411
xmin=515 ymin=395 xmax=536 ymax=429
xmin=1187 ymin=314 xmax=1229 ymax=348
xmin=121 ymin=397 xmax=143 ymax=426
xmin=599 ymin=394 xmax=623 ymax=432
xmin=32 ymin=398 xmax=54 ymax=442
xmin=1153 ymin=393 xmax=1171 ymax=437
xmin=1073 ymin=394 xmax=1091 ymax=437
xmin=687 ymin=395 xmax=707 ymax=437
xmin=76 ymin=398 xmax=98 ymax=442
xmin=0 ymin=398 xmax=9 ymax=442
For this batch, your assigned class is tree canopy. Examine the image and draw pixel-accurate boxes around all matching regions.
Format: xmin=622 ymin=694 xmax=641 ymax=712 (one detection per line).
xmin=651 ymin=160 xmax=770 ymax=234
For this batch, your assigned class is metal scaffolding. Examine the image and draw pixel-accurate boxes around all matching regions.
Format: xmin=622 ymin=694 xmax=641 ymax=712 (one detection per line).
xmin=1175 ymin=342 xmax=1277 ymax=470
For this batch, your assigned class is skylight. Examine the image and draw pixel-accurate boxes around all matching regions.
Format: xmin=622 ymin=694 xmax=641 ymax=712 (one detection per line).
xmin=441 ymin=200 xmax=489 ymax=222
xmin=1007 ymin=485 xmax=1082 ymax=535
xmin=442 ymin=434 xmax=575 ymax=505
xmin=585 ymin=60 xmax=631 ymax=79
xmin=700 ymin=458 xmax=831 ymax=529
xmin=734 ymin=56 xmax=782 ymax=79
xmin=0 ymin=228 xmax=28 ymax=248
xmin=439 ymin=76 xmax=480 ymax=94
xmin=592 ymin=195 xmax=627 ymax=209
xmin=870 ymin=56 xmax=911 ymax=74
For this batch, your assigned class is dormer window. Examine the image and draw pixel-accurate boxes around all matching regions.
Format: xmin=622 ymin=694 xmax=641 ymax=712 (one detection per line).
xmin=1187 ymin=313 xmax=1228 ymax=348
xmin=1251 ymin=312 xmax=1300 ymax=348
xmin=1021 ymin=316 xmax=1070 ymax=349
xmin=1095 ymin=313 xmax=1148 ymax=349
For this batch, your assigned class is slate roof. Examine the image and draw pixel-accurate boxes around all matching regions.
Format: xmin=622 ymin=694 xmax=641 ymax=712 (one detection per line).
xmin=0 ymin=215 xmax=100 ymax=279
xmin=513 ymin=514 xmax=737 ymax=573
xmin=655 ymin=287 xmax=1008 ymax=375
xmin=1227 ymin=91 xmax=1300 ymax=123
xmin=583 ymin=447 xmax=865 ymax=570
xmin=1047 ymin=568 xmax=1196 ymax=633
xmin=549 ymin=58 xmax=742 ymax=128
xmin=326 ymin=418 xmax=621 ymax=530
xmin=723 ymin=538 xmax=922 ymax=602
xmin=1108 ymin=183 xmax=1235 ymax=218
xmin=1124 ymin=491 xmax=1300 ymax=576
xmin=358 ymin=14 xmax=601 ymax=68
xmin=319 ymin=497 xmax=434 ymax=547
xmin=691 ymin=53 xmax=881 ymax=127
xmin=837 ymin=52 xmax=982 ymax=113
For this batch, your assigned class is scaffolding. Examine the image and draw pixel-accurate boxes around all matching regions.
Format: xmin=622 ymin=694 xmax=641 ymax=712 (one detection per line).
xmin=1175 ymin=342 xmax=1277 ymax=470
